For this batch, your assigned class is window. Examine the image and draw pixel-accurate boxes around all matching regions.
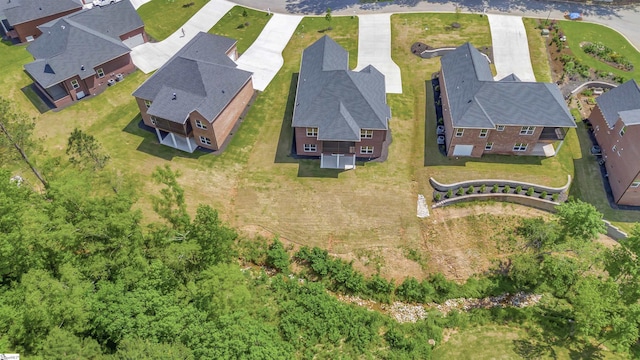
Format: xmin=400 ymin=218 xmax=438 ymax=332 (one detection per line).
xmin=303 ymin=144 xmax=317 ymax=152
xmin=520 ymin=126 xmax=536 ymax=135
xmin=513 ymin=143 xmax=528 ymax=152
xmin=496 ymin=125 xmax=505 ymax=132
xmin=631 ymin=181 xmax=640 ymax=188
xmin=620 ymin=126 xmax=626 ymax=137
xmin=479 ymin=129 xmax=488 ymax=138
xmin=150 ymin=116 xmax=157 ymax=125
xmin=485 ymin=142 xmax=493 ymax=151
xmin=70 ymin=79 xmax=80 ymax=89
xmin=612 ymin=145 xmax=617 ymax=152
xmin=199 ymin=136 xmax=212 ymax=145
xmin=455 ymin=128 xmax=464 ymax=137
xmin=360 ymin=146 xmax=374 ymax=154
xmin=96 ymin=68 xmax=105 ymax=78
xmin=144 ymin=100 xmax=152 ymax=108
xmin=195 ymin=119 xmax=207 ymax=130
xmin=306 ymin=127 xmax=318 ymax=137
xmin=360 ymin=129 xmax=374 ymax=139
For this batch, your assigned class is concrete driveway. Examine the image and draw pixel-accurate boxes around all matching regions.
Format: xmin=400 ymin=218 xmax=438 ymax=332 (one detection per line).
xmin=487 ymin=14 xmax=536 ymax=82
xmin=355 ymin=14 xmax=402 ymax=94
xmin=131 ymin=0 xmax=235 ymax=73
xmin=235 ymin=14 xmax=302 ymax=91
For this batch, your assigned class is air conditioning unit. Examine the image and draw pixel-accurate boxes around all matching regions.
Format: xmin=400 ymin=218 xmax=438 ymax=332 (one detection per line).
xmin=115 ymin=73 xmax=124 ymax=82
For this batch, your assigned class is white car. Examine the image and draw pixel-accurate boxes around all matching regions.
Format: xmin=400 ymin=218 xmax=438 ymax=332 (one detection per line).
xmin=93 ymin=0 xmax=121 ymax=7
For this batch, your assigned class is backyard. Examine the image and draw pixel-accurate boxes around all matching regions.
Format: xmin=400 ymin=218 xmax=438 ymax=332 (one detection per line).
xmin=208 ymin=6 xmax=271 ymax=55
xmin=137 ymin=0 xmax=210 ymax=41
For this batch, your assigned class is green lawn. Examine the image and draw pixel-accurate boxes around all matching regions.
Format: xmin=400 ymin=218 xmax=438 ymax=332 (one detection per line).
xmin=208 ymin=6 xmax=271 ymax=55
xmin=137 ymin=0 xmax=210 ymax=41
xmin=523 ymin=18 xmax=552 ymax=83
xmin=559 ymin=20 xmax=640 ymax=82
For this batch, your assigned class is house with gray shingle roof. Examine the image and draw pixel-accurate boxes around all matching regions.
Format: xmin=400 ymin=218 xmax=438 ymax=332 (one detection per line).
xmin=589 ymin=79 xmax=640 ymax=205
xmin=292 ymin=36 xmax=391 ymax=169
xmin=132 ymin=32 xmax=254 ymax=153
xmin=0 ymin=0 xmax=82 ymax=43
xmin=24 ymin=0 xmax=146 ymax=108
xmin=438 ymin=43 xmax=575 ymax=158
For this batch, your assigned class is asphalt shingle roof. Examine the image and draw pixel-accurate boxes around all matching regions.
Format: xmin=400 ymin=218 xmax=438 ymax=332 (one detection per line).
xmin=132 ymin=32 xmax=252 ymax=124
xmin=440 ymin=43 xmax=575 ymax=129
xmin=595 ymin=79 xmax=640 ymax=128
xmin=3 ymin=0 xmax=81 ymax=25
xmin=292 ymin=36 xmax=390 ymax=141
xmin=24 ymin=0 xmax=142 ymax=88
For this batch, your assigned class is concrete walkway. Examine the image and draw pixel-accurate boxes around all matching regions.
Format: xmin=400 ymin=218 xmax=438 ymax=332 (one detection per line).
xmin=129 ymin=0 xmax=151 ymax=10
xmin=131 ymin=0 xmax=235 ymax=73
xmin=355 ymin=14 xmax=402 ymax=94
xmin=487 ymin=14 xmax=536 ymax=82
xmin=235 ymin=14 xmax=303 ymax=91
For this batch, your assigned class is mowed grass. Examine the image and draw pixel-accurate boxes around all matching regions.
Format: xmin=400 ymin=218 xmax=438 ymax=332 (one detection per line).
xmin=523 ymin=18 xmax=553 ymax=83
xmin=560 ymin=20 xmax=640 ymax=81
xmin=208 ymin=6 xmax=270 ymax=55
xmin=138 ymin=0 xmax=209 ymax=41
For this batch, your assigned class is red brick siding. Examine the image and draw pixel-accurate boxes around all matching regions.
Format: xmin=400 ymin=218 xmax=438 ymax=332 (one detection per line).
xmin=207 ymin=78 xmax=254 ymax=150
xmin=12 ymin=7 xmax=82 ymax=43
xmin=293 ymin=128 xmax=387 ymax=158
xmin=119 ymin=27 xmax=148 ymax=44
xmin=294 ymin=127 xmax=321 ymax=155
xmin=357 ymin=129 xmax=386 ymax=158
xmin=190 ymin=112 xmax=219 ymax=149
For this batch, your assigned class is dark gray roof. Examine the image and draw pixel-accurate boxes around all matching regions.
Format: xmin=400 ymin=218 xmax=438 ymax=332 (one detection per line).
xmin=292 ymin=36 xmax=390 ymax=141
xmin=3 ymin=0 xmax=81 ymax=25
xmin=132 ymin=32 xmax=252 ymax=124
xmin=441 ymin=43 xmax=575 ymax=129
xmin=619 ymin=109 xmax=640 ymax=126
xmin=61 ymin=0 xmax=142 ymax=41
xmin=595 ymin=79 xmax=640 ymax=128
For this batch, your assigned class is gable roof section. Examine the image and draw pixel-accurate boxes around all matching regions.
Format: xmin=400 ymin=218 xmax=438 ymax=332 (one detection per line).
xmin=132 ymin=32 xmax=252 ymax=124
xmin=62 ymin=0 xmax=143 ymax=42
xmin=440 ymin=42 xmax=574 ymax=129
xmin=3 ymin=0 xmax=80 ymax=26
xmin=595 ymin=79 xmax=640 ymax=128
xmin=292 ymin=35 xmax=390 ymax=141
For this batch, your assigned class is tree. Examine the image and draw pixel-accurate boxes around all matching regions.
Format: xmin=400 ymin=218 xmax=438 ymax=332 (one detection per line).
xmin=604 ymin=225 xmax=640 ymax=304
xmin=151 ymin=165 xmax=190 ymax=230
xmin=66 ymin=128 xmax=110 ymax=170
xmin=555 ymin=199 xmax=606 ymax=241
xmin=266 ymin=238 xmax=290 ymax=273
xmin=188 ymin=205 xmax=237 ymax=266
xmin=518 ymin=217 xmax=561 ymax=250
xmin=0 ymin=97 xmax=47 ymax=188
xmin=325 ymin=7 xmax=332 ymax=23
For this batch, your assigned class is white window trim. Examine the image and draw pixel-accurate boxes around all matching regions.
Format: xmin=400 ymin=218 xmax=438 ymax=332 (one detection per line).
xmin=479 ymin=129 xmax=488 ymax=138
xmin=496 ymin=125 xmax=505 ymax=132
xmin=631 ymin=181 xmax=640 ymax=188
xmin=97 ymin=68 xmax=105 ymax=78
xmin=620 ymin=126 xmax=626 ymax=137
xmin=306 ymin=127 xmax=318 ymax=137
xmin=485 ymin=142 xmax=493 ymax=151
xmin=150 ymin=116 xmax=157 ymax=125
xmin=70 ymin=79 xmax=80 ymax=89
xmin=520 ymin=126 xmax=536 ymax=136
xmin=303 ymin=144 xmax=317 ymax=152
xmin=612 ymin=145 xmax=617 ymax=152
xmin=195 ymin=119 xmax=207 ymax=130
xmin=513 ymin=143 xmax=528 ymax=152
xmin=360 ymin=146 xmax=374 ymax=154
xmin=455 ymin=128 xmax=464 ymax=137
xmin=144 ymin=100 xmax=152 ymax=108
xmin=199 ymin=136 xmax=212 ymax=145
xmin=360 ymin=129 xmax=374 ymax=139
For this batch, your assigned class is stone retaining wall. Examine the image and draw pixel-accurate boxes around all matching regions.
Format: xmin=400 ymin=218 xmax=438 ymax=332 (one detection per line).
xmin=429 ymin=176 xmax=571 ymax=194
xmin=432 ymin=193 xmax=560 ymax=211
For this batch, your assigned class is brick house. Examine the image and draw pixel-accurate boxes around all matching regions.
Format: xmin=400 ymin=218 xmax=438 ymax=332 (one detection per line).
xmin=292 ymin=36 xmax=391 ymax=169
xmin=132 ymin=32 xmax=253 ymax=153
xmin=24 ymin=0 xmax=147 ymax=108
xmin=0 ymin=0 xmax=82 ymax=43
xmin=589 ymin=79 xmax=640 ymax=206
xmin=439 ymin=43 xmax=575 ymax=157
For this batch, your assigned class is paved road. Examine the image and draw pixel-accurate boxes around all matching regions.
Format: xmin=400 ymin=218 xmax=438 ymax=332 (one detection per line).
xmin=229 ymin=0 xmax=640 ymax=52
xmin=488 ymin=14 xmax=536 ymax=82
xmin=131 ymin=0 xmax=235 ymax=73
xmin=235 ymin=14 xmax=303 ymax=91
xmin=355 ymin=14 xmax=402 ymax=94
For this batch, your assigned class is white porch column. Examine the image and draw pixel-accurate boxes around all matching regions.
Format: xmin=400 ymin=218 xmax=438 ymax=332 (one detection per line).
xmin=186 ymin=138 xmax=193 ymax=152
xmin=170 ymin=132 xmax=177 ymax=148
xmin=320 ymin=154 xmax=324 ymax=168
xmin=155 ymin=128 xmax=162 ymax=142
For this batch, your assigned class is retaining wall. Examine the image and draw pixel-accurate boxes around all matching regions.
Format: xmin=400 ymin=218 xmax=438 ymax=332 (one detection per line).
xmin=429 ymin=176 xmax=571 ymax=194
xmin=432 ymin=193 xmax=560 ymax=212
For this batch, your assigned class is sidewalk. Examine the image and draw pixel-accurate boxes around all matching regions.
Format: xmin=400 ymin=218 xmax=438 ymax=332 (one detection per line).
xmin=355 ymin=14 xmax=402 ymax=94
xmin=235 ymin=14 xmax=303 ymax=91
xmin=131 ymin=0 xmax=235 ymax=73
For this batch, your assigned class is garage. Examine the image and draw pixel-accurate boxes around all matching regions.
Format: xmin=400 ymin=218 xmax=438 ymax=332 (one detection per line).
xmin=452 ymin=144 xmax=474 ymax=156
xmin=123 ymin=33 xmax=145 ymax=48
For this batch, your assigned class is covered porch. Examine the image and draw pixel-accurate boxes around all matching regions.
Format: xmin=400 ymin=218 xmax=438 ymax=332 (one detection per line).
xmin=320 ymin=153 xmax=356 ymax=169
xmin=155 ymin=129 xmax=198 ymax=153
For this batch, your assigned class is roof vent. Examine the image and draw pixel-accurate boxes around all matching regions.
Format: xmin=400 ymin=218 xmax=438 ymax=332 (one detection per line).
xmin=81 ymin=65 xmax=85 ymax=71
xmin=61 ymin=25 xmax=65 ymax=30
xmin=172 ymin=93 xmax=177 ymax=100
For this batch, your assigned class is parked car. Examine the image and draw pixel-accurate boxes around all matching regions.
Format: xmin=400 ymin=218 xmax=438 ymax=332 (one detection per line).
xmin=93 ymin=0 xmax=121 ymax=6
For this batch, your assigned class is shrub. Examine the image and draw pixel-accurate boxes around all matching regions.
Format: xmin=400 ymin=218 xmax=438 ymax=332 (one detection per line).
xmin=526 ymin=187 xmax=534 ymax=196
xmin=503 ymin=185 xmax=511 ymax=193
xmin=515 ymin=186 xmax=522 ymax=194
xmin=540 ymin=191 xmax=548 ymax=199
xmin=446 ymin=189 xmax=453 ymax=199
xmin=266 ymin=238 xmax=290 ymax=273
xmin=242 ymin=9 xmax=248 ymax=17
xmin=244 ymin=22 xmax=250 ymax=26
xmin=480 ymin=184 xmax=486 ymax=193
xmin=456 ymin=187 xmax=464 ymax=196
xmin=467 ymin=186 xmax=475 ymax=194
xmin=552 ymin=193 xmax=559 ymax=202
xmin=236 ymin=23 xmax=245 ymax=29
xmin=491 ymin=184 xmax=499 ymax=193
xmin=435 ymin=193 xmax=441 ymax=201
